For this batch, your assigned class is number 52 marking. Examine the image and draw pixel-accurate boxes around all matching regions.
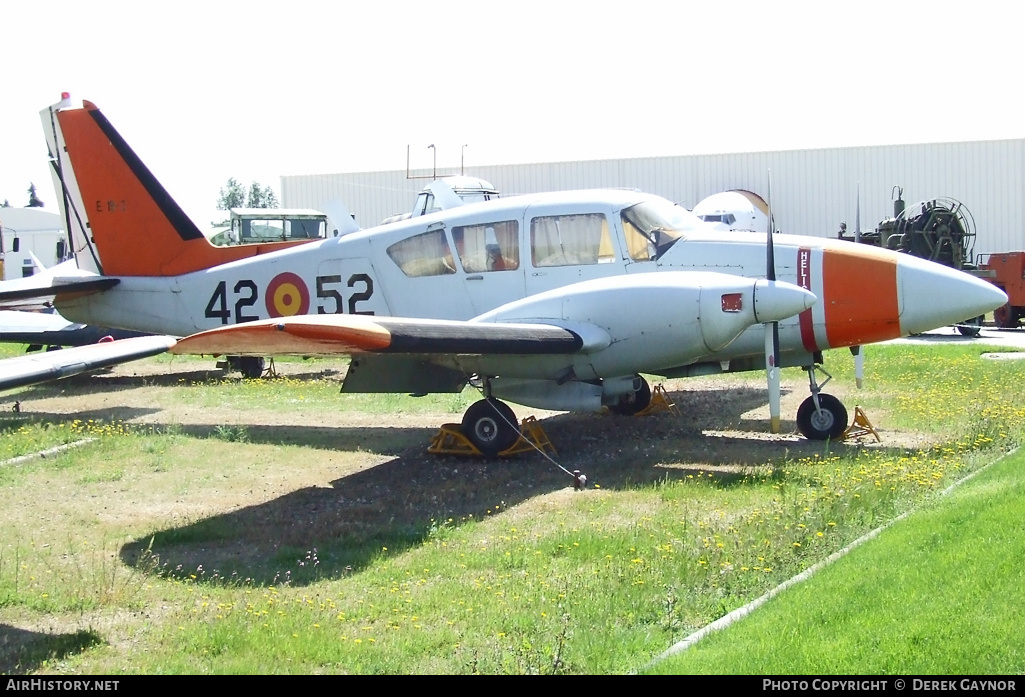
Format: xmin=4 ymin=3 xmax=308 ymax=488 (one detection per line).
xmin=315 ymin=273 xmax=374 ymax=315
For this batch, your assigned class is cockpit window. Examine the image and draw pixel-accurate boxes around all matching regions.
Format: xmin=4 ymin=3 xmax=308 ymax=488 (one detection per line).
xmin=411 ymin=193 xmax=437 ymax=217
xmin=387 ymin=229 xmax=456 ymax=277
xmin=699 ymin=213 xmax=736 ymax=225
xmin=621 ymin=199 xmax=701 ymax=260
xmin=455 ymin=192 xmax=497 ymax=205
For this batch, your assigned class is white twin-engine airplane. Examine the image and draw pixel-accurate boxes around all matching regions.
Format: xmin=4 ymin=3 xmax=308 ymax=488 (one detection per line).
xmin=15 ymin=95 xmax=1006 ymax=454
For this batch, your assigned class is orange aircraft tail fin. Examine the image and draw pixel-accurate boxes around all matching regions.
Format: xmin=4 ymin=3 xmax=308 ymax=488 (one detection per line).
xmin=46 ymin=99 xmax=309 ymax=277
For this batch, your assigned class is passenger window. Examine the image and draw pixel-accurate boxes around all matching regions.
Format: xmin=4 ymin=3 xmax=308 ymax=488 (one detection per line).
xmin=531 ymin=213 xmax=613 ymax=267
xmin=452 ymin=221 xmax=520 ymax=272
xmin=387 ymin=229 xmax=456 ymax=277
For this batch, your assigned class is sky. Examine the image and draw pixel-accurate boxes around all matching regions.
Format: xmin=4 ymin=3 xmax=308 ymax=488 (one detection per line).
xmin=1 ymin=0 xmax=1019 ymax=224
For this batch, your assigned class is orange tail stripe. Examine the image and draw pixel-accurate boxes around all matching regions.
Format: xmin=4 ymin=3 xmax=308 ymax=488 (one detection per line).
xmin=59 ymin=103 xmax=312 ymax=277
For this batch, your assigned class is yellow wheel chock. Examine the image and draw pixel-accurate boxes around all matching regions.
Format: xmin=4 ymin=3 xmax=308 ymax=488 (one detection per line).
xmin=635 ymin=384 xmax=680 ymax=417
xmin=841 ymin=406 xmax=880 ymax=442
xmin=428 ymin=416 xmax=557 ymax=457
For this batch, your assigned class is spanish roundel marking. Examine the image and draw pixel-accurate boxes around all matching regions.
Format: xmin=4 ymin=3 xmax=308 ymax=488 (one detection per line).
xmin=265 ymin=272 xmax=310 ymax=317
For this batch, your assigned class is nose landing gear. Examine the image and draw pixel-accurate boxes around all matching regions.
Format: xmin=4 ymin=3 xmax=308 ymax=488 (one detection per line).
xmin=796 ymin=365 xmax=849 ymax=440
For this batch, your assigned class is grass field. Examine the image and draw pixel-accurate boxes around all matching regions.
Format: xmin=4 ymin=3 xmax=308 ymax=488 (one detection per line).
xmin=0 ymin=342 xmax=1022 ymax=674
xmin=646 ymin=445 xmax=1025 ymax=674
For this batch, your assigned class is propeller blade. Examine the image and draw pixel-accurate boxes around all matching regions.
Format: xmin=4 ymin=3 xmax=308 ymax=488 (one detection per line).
xmin=855 ymin=181 xmax=861 ymax=244
xmin=766 ymin=320 xmax=781 ymax=433
xmin=764 ymin=171 xmax=781 ymax=433
xmin=851 ymin=188 xmax=864 ymax=389
xmin=766 ymin=175 xmax=775 ymax=281
xmin=852 ymin=345 xmax=864 ymax=389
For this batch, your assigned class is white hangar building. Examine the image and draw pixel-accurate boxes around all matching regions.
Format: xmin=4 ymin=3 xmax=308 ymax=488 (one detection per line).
xmin=281 ymin=138 xmax=1025 ymax=258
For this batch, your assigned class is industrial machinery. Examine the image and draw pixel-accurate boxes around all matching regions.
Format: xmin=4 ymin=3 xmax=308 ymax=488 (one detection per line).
xmin=840 ymin=188 xmax=983 ymax=335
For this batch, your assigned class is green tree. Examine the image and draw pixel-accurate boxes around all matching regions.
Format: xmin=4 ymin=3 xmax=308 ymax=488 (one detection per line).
xmin=27 ymin=183 xmax=44 ymax=208
xmin=217 ymin=177 xmax=246 ymax=210
xmin=217 ymin=178 xmax=278 ymax=210
xmin=246 ymin=181 xmax=278 ymax=208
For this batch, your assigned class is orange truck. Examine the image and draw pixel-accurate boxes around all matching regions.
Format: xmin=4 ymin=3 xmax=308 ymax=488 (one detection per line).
xmin=977 ymin=252 xmax=1025 ymax=328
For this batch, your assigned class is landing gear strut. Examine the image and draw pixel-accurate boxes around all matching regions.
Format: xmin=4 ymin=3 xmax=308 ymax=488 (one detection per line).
xmin=228 ymin=356 xmax=265 ymax=379
xmin=608 ymin=376 xmax=652 ymax=416
xmin=796 ymin=365 xmax=848 ymax=440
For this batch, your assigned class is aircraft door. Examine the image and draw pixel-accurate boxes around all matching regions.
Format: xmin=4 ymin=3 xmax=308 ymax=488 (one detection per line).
xmin=452 ymin=220 xmax=526 ymax=315
xmin=525 ymin=210 xmax=627 ymax=296
xmin=373 ymin=226 xmax=476 ymax=319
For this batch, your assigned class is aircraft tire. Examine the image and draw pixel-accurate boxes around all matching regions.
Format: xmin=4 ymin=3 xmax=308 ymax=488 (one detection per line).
xmin=608 ymin=377 xmax=652 ymax=416
xmin=461 ymin=398 xmax=519 ymax=456
xmin=956 ymin=315 xmax=983 ymax=337
xmin=236 ymin=356 xmax=265 ymax=379
xmin=796 ymin=394 xmax=848 ymax=441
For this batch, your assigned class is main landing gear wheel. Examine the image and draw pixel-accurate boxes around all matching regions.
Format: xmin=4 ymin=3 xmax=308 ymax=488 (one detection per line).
xmin=608 ymin=377 xmax=652 ymax=416
xmin=956 ymin=315 xmax=983 ymax=337
xmin=232 ymin=356 xmax=265 ymax=379
xmin=796 ymin=393 xmax=848 ymax=440
xmin=461 ymin=398 xmax=520 ymax=456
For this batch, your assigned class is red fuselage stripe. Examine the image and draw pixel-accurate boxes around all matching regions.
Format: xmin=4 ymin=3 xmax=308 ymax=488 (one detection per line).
xmin=797 ymin=247 xmax=818 ymax=352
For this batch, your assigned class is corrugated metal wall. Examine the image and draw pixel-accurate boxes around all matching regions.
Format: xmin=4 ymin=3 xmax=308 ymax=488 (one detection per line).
xmin=282 ymin=139 xmax=1025 ymax=257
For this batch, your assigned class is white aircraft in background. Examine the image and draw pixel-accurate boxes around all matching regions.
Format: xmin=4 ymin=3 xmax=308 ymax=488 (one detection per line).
xmin=3 ymin=95 xmax=1005 ymax=454
xmin=692 ymin=189 xmax=771 ymax=232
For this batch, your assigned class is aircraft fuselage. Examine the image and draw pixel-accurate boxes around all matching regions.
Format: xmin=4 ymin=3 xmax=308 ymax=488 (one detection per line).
xmin=55 ymin=188 xmax=1000 ymax=378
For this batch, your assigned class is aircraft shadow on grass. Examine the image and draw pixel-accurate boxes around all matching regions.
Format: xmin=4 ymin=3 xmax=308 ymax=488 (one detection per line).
xmin=0 ymin=407 xmax=164 ymax=431
xmin=0 ymin=624 xmax=102 ymax=674
xmin=117 ymin=385 xmax=911 ymax=587
xmin=22 ymin=365 xmax=345 ymax=392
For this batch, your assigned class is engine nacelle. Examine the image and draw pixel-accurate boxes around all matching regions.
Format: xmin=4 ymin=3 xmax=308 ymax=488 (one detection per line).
xmin=491 ymin=375 xmax=644 ymax=412
xmin=476 ymin=271 xmax=814 ymax=377
xmin=491 ymin=378 xmax=603 ymax=412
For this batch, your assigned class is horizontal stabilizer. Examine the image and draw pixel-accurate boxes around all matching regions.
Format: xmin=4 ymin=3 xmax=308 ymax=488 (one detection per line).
xmin=172 ymin=315 xmax=585 ymax=357
xmin=0 ymin=277 xmax=119 ymax=306
xmin=0 ymin=335 xmax=176 ymax=392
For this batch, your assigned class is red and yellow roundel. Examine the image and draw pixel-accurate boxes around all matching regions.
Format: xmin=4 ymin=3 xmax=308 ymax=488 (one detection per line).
xmin=265 ymin=272 xmax=310 ymax=317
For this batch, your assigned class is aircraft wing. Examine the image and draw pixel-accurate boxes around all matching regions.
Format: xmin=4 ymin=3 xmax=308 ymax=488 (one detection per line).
xmin=0 ymin=335 xmax=176 ymax=392
xmin=171 ymin=315 xmax=593 ymax=357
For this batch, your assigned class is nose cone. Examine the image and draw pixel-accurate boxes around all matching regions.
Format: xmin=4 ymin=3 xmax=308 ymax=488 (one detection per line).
xmin=753 ymin=279 xmax=817 ymax=324
xmin=898 ymin=256 xmax=1008 ymax=335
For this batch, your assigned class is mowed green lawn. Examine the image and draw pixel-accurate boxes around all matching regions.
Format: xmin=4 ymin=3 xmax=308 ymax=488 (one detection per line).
xmin=646 ymin=445 xmax=1025 ymax=674
xmin=0 ymin=342 xmax=1022 ymax=674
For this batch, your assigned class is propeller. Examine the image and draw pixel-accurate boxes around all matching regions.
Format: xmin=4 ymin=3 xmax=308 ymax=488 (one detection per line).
xmin=852 ymin=181 xmax=863 ymax=388
xmin=764 ymin=173 xmax=782 ymax=433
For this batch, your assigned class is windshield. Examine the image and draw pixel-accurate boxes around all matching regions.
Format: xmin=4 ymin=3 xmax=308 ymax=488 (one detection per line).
xmin=620 ymin=198 xmax=701 ymax=260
